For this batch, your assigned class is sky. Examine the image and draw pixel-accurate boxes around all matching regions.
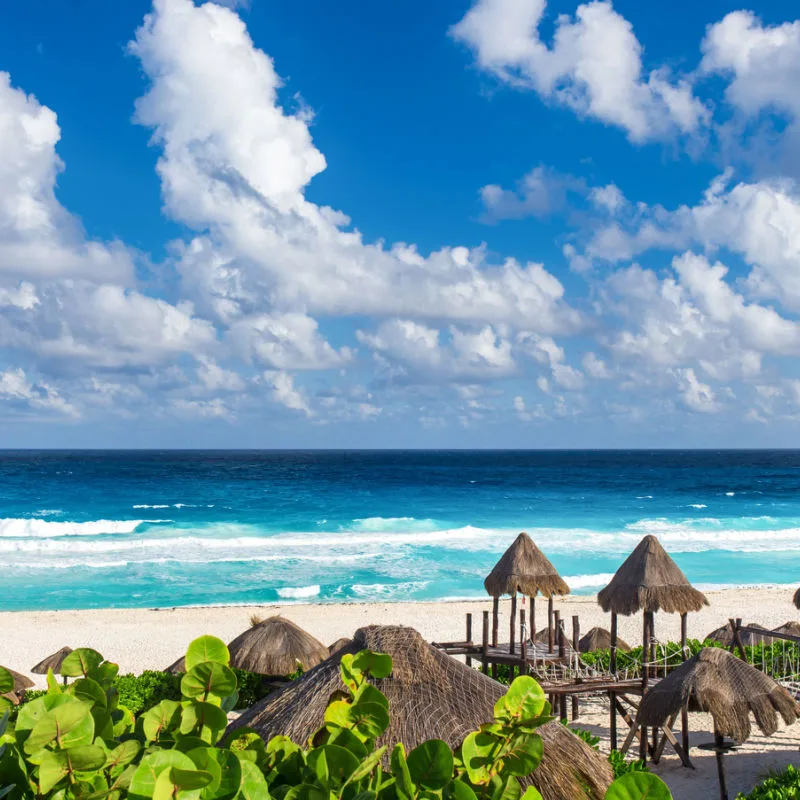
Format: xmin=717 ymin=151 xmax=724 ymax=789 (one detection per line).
xmin=1 ymin=0 xmax=800 ymax=448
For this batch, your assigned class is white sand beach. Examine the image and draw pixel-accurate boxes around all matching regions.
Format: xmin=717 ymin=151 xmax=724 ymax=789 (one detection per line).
xmin=3 ymin=586 xmax=800 ymax=799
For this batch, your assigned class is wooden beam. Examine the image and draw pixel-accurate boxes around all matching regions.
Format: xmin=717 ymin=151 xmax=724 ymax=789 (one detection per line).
xmin=481 ymin=611 xmax=489 ymax=675
xmin=680 ymin=612 xmax=689 ymax=757
xmin=571 ymin=615 xmax=580 ymax=720
xmin=510 ymin=594 xmax=518 ymax=656
xmin=610 ymin=610 xmax=618 ymax=750
xmin=492 ymin=596 xmax=499 ymax=647
xmin=466 ymin=613 xmax=473 ymax=668
xmin=547 ymin=596 xmax=554 ymax=652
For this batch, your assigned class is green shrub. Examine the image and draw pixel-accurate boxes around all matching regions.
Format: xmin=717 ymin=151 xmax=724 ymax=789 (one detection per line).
xmin=608 ymin=750 xmax=648 ymax=779
xmin=735 ymin=764 xmax=800 ymax=799
xmin=0 ymin=639 xmax=672 ymax=800
xmin=113 ymin=670 xmax=182 ymax=715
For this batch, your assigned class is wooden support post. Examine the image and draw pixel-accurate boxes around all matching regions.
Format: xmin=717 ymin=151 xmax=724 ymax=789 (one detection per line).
xmin=640 ymin=612 xmax=650 ymax=761
xmin=714 ymin=729 xmax=729 ymax=800
xmin=556 ymin=617 xmax=567 ymax=721
xmin=730 ymin=618 xmax=747 ymax=661
xmin=510 ymin=594 xmax=518 ymax=656
xmin=466 ymin=613 xmax=473 ymax=668
xmin=520 ymin=609 xmax=527 ymax=674
xmin=554 ymin=611 xmax=562 ymax=654
xmin=610 ymin=611 xmax=618 ymax=750
xmin=492 ymin=597 xmax=499 ymax=647
xmin=680 ymin=612 xmax=689 ymax=757
xmin=530 ymin=596 xmax=536 ymax=644
xmin=572 ymin=615 xmax=580 ymax=720
xmin=548 ymin=597 xmax=554 ymax=652
xmin=481 ymin=611 xmax=489 ymax=675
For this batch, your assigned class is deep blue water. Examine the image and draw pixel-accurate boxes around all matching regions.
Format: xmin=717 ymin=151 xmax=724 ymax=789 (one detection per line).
xmin=2 ymin=450 xmax=800 ymax=611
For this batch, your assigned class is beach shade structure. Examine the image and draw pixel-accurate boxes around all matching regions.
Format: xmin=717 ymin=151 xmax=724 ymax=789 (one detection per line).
xmin=773 ymin=621 xmax=800 ymax=638
xmin=636 ymin=647 xmax=800 ymax=800
xmin=484 ymin=532 xmax=570 ymax=655
xmin=165 ymin=656 xmax=185 ymax=674
xmin=794 ymin=587 xmax=800 ymax=610
xmin=704 ymin=622 xmax=773 ymax=648
xmin=31 ymin=646 xmax=73 ymax=675
xmin=7 ymin=669 xmax=34 ymax=692
xmin=328 ymin=637 xmax=351 ymax=655
xmin=227 ymin=615 xmax=328 ymax=676
xmin=597 ymin=534 xmax=708 ymax=758
xmin=578 ymin=627 xmax=631 ymax=654
xmin=231 ymin=625 xmax=612 ymax=800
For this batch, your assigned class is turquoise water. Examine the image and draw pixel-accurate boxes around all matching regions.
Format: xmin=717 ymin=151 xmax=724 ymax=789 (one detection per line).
xmin=2 ymin=450 xmax=800 ymax=610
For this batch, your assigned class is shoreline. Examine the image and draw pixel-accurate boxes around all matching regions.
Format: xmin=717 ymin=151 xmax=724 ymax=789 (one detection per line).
xmin=3 ymin=586 xmax=800 ymax=681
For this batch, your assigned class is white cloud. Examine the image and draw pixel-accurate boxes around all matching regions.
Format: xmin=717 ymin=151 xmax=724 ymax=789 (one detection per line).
xmin=480 ymin=166 xmax=583 ymax=221
xmin=266 ymin=371 xmax=312 ymax=416
xmin=451 ymin=0 xmax=708 ymax=143
xmin=0 ymin=367 xmax=78 ymax=417
xmin=582 ymin=352 xmax=611 ymax=378
xmin=677 ymin=367 xmax=718 ymax=413
xmin=131 ymin=0 xmax=581 ymax=335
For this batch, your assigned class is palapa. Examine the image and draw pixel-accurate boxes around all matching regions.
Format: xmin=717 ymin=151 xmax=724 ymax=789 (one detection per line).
xmin=165 ymin=656 xmax=186 ymax=674
xmin=31 ymin=647 xmax=73 ymax=675
xmin=231 ymin=625 xmax=612 ymax=800
xmin=704 ymin=622 xmax=773 ymax=648
xmin=7 ymin=669 xmax=34 ymax=691
xmin=228 ymin=615 xmax=328 ymax=676
xmin=597 ymin=535 xmax=708 ymax=615
xmin=328 ymin=637 xmax=351 ymax=655
xmin=484 ymin=533 xmax=569 ymax=598
xmin=578 ymin=627 xmax=630 ymax=653
xmin=637 ymin=647 xmax=799 ymax=742
xmin=794 ymin=587 xmax=800 ymax=610
xmin=773 ymin=621 xmax=800 ymax=638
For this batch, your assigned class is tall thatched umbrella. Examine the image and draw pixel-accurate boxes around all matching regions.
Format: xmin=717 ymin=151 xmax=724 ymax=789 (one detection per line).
xmin=228 ymin=616 xmax=328 ymax=676
xmin=637 ymin=647 xmax=799 ymax=800
xmin=598 ymin=534 xmax=708 ymax=757
xmin=230 ymin=625 xmax=612 ymax=800
xmin=579 ymin=627 xmax=630 ymax=654
xmin=31 ymin=647 xmax=73 ymax=675
xmin=484 ymin=532 xmax=569 ymax=654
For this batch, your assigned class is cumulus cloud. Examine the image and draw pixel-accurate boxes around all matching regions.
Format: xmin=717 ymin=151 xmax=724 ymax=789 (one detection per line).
xmin=451 ymin=0 xmax=708 ymax=143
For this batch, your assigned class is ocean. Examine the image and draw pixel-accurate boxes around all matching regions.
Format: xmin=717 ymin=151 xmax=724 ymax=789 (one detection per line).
xmin=2 ymin=450 xmax=799 ymax=611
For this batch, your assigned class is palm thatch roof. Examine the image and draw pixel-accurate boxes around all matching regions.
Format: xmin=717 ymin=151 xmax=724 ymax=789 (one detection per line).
xmin=484 ymin=533 xmax=570 ymax=598
xmin=231 ymin=625 xmax=612 ymax=800
xmin=165 ymin=656 xmax=185 ymax=674
xmin=637 ymin=647 xmax=799 ymax=742
xmin=228 ymin=616 xmax=328 ymax=676
xmin=31 ymin=647 xmax=73 ymax=675
xmin=597 ymin=535 xmax=708 ymax=616
xmin=328 ymin=638 xmax=351 ymax=655
xmin=704 ymin=622 xmax=773 ymax=648
xmin=773 ymin=621 xmax=800 ymax=638
xmin=7 ymin=669 xmax=34 ymax=691
xmin=578 ymin=627 xmax=631 ymax=653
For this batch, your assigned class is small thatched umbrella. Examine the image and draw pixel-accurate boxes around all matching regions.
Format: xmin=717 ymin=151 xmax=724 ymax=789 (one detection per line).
xmin=328 ymin=637 xmax=351 ymax=655
xmin=7 ymin=669 xmax=34 ymax=691
xmin=773 ymin=621 xmax=800 ymax=638
xmin=165 ymin=656 xmax=185 ymax=674
xmin=637 ymin=647 xmax=799 ymax=800
xmin=793 ymin=587 xmax=800 ymax=609
xmin=228 ymin=616 xmax=328 ymax=676
xmin=230 ymin=625 xmax=612 ymax=800
xmin=579 ymin=627 xmax=630 ymax=654
xmin=31 ymin=647 xmax=73 ymax=675
xmin=484 ymin=532 xmax=569 ymax=653
xmin=704 ymin=622 xmax=773 ymax=648
xmin=598 ymin=534 xmax=708 ymax=757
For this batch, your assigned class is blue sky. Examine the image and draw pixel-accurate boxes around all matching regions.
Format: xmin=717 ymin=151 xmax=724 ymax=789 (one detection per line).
xmin=1 ymin=0 xmax=799 ymax=448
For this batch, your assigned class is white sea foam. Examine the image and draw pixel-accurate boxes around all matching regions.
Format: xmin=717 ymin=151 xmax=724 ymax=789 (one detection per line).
xmin=133 ymin=505 xmax=169 ymax=509
xmin=349 ymin=517 xmax=440 ymax=532
xmin=636 ymin=495 xmax=653 ymax=499
xmin=726 ymin=492 xmax=736 ymax=496
xmin=277 ymin=585 xmax=320 ymax=599
xmin=0 ymin=518 xmax=145 ymax=538
xmin=687 ymin=504 xmax=707 ymax=509
xmin=562 ymin=573 xmax=616 ymax=589
xmin=351 ymin=581 xmax=430 ymax=598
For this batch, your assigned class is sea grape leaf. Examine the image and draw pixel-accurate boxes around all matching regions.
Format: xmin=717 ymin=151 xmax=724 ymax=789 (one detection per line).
xmin=60 ymin=649 xmax=104 ymax=679
xmin=181 ymin=663 xmax=237 ymax=704
xmin=237 ymin=758 xmax=271 ymax=800
xmin=185 ymin=637 xmax=230 ymax=672
xmin=25 ymin=702 xmax=95 ymax=754
xmin=493 ymin=678 xmax=547 ymax=726
xmin=350 ymin=651 xmax=392 ymax=680
xmin=407 ymin=740 xmax=453 ymax=790
xmin=604 ymin=773 xmax=672 ymax=800
xmin=0 ymin=670 xmax=13 ymax=696
xmin=129 ymin=750 xmax=196 ymax=800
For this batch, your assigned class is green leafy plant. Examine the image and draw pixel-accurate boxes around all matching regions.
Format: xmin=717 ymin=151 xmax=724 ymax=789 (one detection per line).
xmin=608 ymin=751 xmax=648 ymax=780
xmin=734 ymin=764 xmax=800 ymax=799
xmin=0 ymin=639 xmax=672 ymax=800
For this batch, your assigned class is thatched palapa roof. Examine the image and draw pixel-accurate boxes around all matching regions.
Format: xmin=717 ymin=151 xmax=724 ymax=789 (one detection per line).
xmin=228 ymin=615 xmax=328 ymax=676
xmin=773 ymin=621 xmax=800 ymax=638
xmin=793 ymin=587 xmax=800 ymax=610
xmin=484 ymin=533 xmax=569 ymax=598
xmin=231 ymin=625 xmax=612 ymax=800
xmin=597 ymin=535 xmax=708 ymax=616
xmin=328 ymin=637 xmax=351 ymax=655
xmin=7 ymin=669 xmax=34 ymax=691
xmin=578 ymin=627 xmax=631 ymax=654
xmin=165 ymin=656 xmax=186 ymax=674
xmin=31 ymin=647 xmax=73 ymax=675
xmin=638 ymin=647 xmax=799 ymax=742
xmin=704 ymin=622 xmax=773 ymax=648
